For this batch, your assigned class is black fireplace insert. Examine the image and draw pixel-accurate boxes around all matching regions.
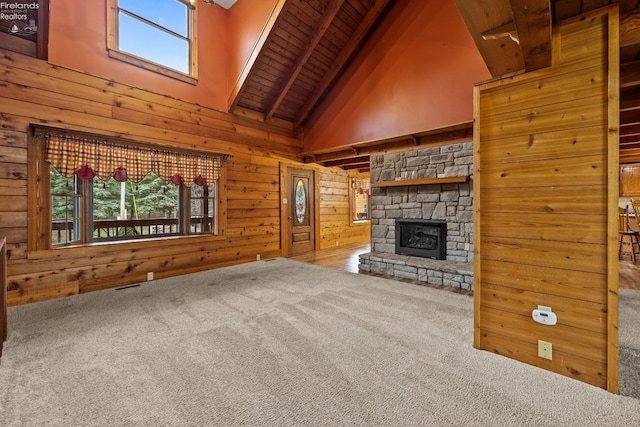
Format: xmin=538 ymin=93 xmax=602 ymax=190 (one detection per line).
xmin=395 ymin=219 xmax=446 ymax=260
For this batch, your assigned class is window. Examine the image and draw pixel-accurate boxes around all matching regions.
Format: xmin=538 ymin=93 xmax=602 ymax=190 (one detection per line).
xmin=30 ymin=128 xmax=227 ymax=251
xmin=350 ymin=174 xmax=370 ymax=223
xmin=106 ymin=0 xmax=197 ymax=83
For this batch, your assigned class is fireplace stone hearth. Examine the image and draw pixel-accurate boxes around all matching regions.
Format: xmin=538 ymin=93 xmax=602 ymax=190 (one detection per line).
xmin=359 ymin=142 xmax=474 ymax=291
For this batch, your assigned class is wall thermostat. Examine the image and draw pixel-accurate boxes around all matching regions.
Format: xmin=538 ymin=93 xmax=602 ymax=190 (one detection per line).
xmin=532 ymin=305 xmax=557 ymax=326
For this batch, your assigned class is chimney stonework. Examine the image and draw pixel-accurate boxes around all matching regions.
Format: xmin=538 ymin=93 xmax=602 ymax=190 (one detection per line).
xmin=370 ymin=142 xmax=474 ymax=263
xmin=359 ymin=142 xmax=474 ymax=291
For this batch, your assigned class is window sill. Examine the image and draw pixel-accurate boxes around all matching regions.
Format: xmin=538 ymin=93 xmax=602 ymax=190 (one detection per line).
xmin=107 ymin=49 xmax=198 ymax=85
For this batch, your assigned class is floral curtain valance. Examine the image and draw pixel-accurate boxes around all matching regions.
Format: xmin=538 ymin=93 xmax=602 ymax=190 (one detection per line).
xmin=45 ymin=134 xmax=225 ymax=185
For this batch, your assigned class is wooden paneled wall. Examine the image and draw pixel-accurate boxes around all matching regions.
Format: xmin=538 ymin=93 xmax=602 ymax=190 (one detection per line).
xmin=474 ymin=6 xmax=619 ymax=392
xmin=318 ymin=168 xmax=370 ymax=249
xmin=0 ymin=49 xmax=306 ymax=306
xmin=0 ymin=48 xmax=372 ymax=307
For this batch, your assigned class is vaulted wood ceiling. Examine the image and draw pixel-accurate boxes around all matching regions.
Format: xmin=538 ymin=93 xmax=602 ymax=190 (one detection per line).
xmin=228 ymin=0 xmax=396 ymax=130
xmin=229 ymin=0 xmax=640 ymax=170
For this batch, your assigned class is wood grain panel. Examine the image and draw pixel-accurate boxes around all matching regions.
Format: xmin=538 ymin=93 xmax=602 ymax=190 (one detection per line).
xmin=480 ymin=330 xmax=607 ymax=388
xmin=479 ymin=155 xmax=607 ymax=188
xmin=474 ymin=6 xmax=618 ymax=392
xmin=478 ymin=128 xmax=607 ymax=165
xmin=479 ymin=95 xmax=606 ymax=140
xmin=480 ymin=185 xmax=607 ymax=214
xmin=0 ymin=49 xmax=308 ymax=306
xmin=480 ymin=283 xmax=607 ymax=334
xmin=479 ymin=307 xmax=606 ymax=363
xmin=479 ymin=236 xmax=607 ymax=274
xmin=554 ymin=10 xmax=607 ymax=65
xmin=479 ymin=66 xmax=605 ymax=118
xmin=480 ymin=259 xmax=607 ymax=303
xmin=480 ymin=212 xmax=606 ymax=243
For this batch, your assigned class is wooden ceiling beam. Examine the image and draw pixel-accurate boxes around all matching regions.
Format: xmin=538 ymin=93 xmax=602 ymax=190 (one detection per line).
xmin=509 ymin=0 xmax=552 ymax=72
xmin=293 ymin=0 xmax=393 ymax=129
xmin=342 ymin=163 xmax=370 ymax=171
xmin=227 ymin=0 xmax=287 ymax=112
xmin=621 ymin=108 xmax=640 ymax=126
xmin=620 ymin=8 xmax=640 ymax=48
xmin=264 ymin=0 xmax=345 ymax=121
xmin=620 ymin=147 xmax=640 ymax=163
xmin=620 ymin=123 xmax=640 ymax=137
xmin=620 ymin=135 xmax=640 ymax=145
xmin=621 ymin=86 xmax=640 ymax=111
xmin=324 ymin=155 xmax=370 ymax=168
xmin=453 ymin=0 xmax=524 ymax=78
xmin=621 ymin=60 xmax=640 ymax=88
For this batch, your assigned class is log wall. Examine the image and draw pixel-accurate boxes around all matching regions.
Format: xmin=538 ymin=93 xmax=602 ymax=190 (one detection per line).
xmin=473 ymin=7 xmax=619 ymax=392
xmin=318 ymin=168 xmax=371 ymax=249
xmin=0 ymin=48 xmax=312 ymax=306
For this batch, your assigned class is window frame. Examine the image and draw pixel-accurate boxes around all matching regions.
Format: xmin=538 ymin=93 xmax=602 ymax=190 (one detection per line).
xmin=106 ymin=0 xmax=198 ymax=84
xmin=28 ymin=128 xmax=227 ymax=259
xmin=349 ymin=171 xmax=371 ymax=225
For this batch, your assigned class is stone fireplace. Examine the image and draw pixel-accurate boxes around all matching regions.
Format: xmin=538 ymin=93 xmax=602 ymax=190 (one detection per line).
xmin=359 ymin=142 xmax=474 ymax=291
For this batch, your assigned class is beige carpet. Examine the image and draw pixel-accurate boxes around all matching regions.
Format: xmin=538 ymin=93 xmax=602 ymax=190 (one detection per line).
xmin=1 ymin=258 xmax=639 ymax=426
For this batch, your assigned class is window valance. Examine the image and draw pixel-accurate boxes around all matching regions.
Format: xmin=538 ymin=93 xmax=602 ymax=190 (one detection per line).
xmin=352 ymin=176 xmax=370 ymax=195
xmin=44 ymin=134 xmax=226 ymax=186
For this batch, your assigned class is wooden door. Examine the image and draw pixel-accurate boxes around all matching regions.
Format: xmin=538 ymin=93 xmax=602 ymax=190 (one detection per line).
xmin=287 ymin=168 xmax=315 ymax=255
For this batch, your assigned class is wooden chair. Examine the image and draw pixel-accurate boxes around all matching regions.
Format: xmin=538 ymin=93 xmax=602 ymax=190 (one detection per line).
xmin=619 ymin=205 xmax=640 ymax=263
xmin=630 ymin=199 xmax=640 ymax=232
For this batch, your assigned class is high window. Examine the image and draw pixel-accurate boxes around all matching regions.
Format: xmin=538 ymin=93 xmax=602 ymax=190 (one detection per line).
xmin=107 ymin=0 xmax=197 ymax=83
xmin=30 ymin=128 xmax=227 ymax=251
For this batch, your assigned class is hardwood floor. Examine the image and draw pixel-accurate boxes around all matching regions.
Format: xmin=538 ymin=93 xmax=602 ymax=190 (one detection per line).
xmin=620 ymin=260 xmax=640 ymax=290
xmin=290 ymin=243 xmax=640 ymax=290
xmin=288 ymin=242 xmax=369 ymax=274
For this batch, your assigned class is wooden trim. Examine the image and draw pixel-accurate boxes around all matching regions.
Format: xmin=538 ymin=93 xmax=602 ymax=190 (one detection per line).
xmin=606 ymin=4 xmax=620 ymax=395
xmin=472 ymin=84 xmax=482 ymax=349
xmin=373 ymin=176 xmax=468 ymax=188
xmin=37 ymin=0 xmax=49 ymax=60
xmin=0 ymin=237 xmax=6 ymax=359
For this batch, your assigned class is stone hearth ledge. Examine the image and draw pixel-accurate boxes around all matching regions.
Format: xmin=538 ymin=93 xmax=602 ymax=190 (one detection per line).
xmin=359 ymin=251 xmax=474 ymax=291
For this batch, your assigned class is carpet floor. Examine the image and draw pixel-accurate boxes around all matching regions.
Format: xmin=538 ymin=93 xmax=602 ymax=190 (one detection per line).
xmin=1 ymin=258 xmax=639 ymax=426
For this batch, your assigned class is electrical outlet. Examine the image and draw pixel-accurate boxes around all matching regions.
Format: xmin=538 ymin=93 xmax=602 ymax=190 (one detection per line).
xmin=256 ymin=254 xmax=260 ymax=261
xmin=336 ymin=241 xmax=339 ymax=246
xmin=147 ymin=272 xmax=154 ymax=281
xmin=464 ymin=243 xmax=470 ymax=251
xmin=538 ymin=340 xmax=552 ymax=360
